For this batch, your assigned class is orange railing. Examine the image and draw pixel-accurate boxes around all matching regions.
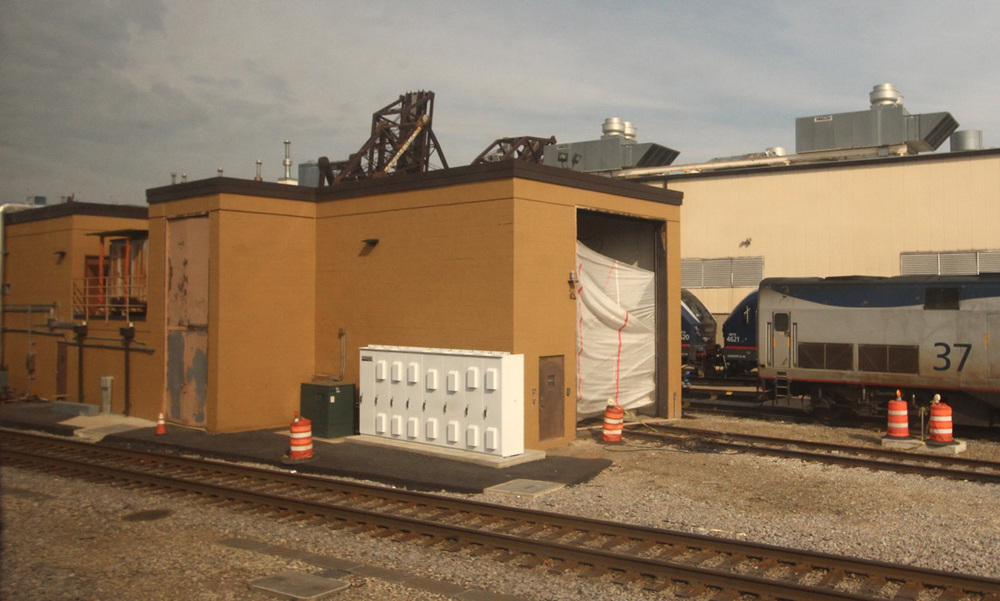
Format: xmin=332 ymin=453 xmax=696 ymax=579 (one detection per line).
xmin=72 ymin=276 xmax=147 ymax=321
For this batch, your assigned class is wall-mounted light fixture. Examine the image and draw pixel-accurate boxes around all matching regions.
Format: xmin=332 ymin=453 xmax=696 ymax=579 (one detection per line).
xmin=54 ymin=250 xmax=67 ymax=264
xmin=359 ymin=238 xmax=380 ymax=257
xmin=740 ymin=237 xmax=752 ymax=248
xmin=568 ymin=271 xmax=578 ymax=299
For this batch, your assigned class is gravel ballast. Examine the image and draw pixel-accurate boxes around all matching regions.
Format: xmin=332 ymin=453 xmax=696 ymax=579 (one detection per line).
xmin=4 ymin=415 xmax=1000 ymax=600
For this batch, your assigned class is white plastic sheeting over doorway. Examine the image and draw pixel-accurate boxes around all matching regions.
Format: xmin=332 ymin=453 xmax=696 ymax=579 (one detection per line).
xmin=575 ymin=242 xmax=656 ymax=418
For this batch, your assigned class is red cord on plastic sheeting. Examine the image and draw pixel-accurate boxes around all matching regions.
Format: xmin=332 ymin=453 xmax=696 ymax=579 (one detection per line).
xmin=614 ymin=311 xmax=629 ymax=406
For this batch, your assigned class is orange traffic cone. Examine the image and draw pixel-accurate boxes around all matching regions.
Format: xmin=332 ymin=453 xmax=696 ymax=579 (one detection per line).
xmin=155 ymin=413 xmax=167 ymax=435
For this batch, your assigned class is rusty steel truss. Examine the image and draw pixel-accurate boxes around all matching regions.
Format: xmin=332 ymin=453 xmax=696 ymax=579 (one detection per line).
xmin=470 ymin=136 xmax=557 ymax=165
xmin=318 ymin=91 xmax=448 ymax=186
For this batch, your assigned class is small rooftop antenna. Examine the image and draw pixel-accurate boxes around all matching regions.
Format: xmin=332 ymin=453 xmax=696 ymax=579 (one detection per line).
xmin=217 ymin=167 xmax=224 ymax=176
xmin=181 ymin=173 xmax=187 ymax=183
xmin=254 ymin=160 xmax=263 ymax=181
xmin=171 ymin=172 xmax=177 ymax=185
xmin=278 ymin=140 xmax=298 ymax=185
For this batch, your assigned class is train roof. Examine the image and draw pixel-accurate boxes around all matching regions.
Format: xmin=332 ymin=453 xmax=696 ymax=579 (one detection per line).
xmin=762 ymin=274 xmax=1000 ymax=287
xmin=760 ymin=274 xmax=1000 ymax=308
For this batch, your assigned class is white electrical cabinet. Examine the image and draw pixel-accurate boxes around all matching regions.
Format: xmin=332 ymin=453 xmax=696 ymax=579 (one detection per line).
xmin=359 ymin=346 xmax=524 ymax=457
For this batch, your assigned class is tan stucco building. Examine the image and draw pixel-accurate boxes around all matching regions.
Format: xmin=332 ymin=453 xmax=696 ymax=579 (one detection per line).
xmin=640 ymin=148 xmax=1000 ymax=316
xmin=5 ymin=162 xmax=683 ymax=450
xmin=3 ymin=202 xmax=152 ymax=412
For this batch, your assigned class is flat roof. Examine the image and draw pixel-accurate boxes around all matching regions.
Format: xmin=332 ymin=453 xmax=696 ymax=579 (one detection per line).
xmin=634 ymin=147 xmax=1000 ymax=184
xmin=146 ymin=161 xmax=682 ymax=206
xmin=5 ymin=202 xmax=148 ymax=224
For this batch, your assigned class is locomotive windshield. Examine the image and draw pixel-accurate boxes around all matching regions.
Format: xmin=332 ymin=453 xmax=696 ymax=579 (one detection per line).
xmin=681 ymin=289 xmax=711 ymax=322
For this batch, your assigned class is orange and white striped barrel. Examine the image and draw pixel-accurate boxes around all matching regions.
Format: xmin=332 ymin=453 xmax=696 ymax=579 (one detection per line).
xmin=886 ymin=391 xmax=909 ymax=439
xmin=602 ymin=403 xmax=624 ymax=443
xmin=928 ymin=397 xmax=954 ymax=444
xmin=288 ymin=413 xmax=314 ymax=460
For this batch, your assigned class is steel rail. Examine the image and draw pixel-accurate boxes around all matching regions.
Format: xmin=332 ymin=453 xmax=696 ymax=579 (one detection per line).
xmin=4 ymin=430 xmax=1000 ymax=599
xmin=625 ymin=422 xmax=1000 ymax=484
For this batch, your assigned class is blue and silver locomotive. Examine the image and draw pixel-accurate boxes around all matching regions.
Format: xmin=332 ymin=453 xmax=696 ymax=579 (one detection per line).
xmin=756 ymin=275 xmax=1000 ymax=425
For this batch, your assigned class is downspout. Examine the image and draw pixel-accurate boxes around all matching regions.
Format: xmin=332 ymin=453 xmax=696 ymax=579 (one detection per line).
xmin=0 ymin=203 xmax=34 ymax=370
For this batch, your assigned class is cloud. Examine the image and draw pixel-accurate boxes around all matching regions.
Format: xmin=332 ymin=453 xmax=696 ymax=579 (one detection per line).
xmin=1 ymin=0 xmax=999 ymax=204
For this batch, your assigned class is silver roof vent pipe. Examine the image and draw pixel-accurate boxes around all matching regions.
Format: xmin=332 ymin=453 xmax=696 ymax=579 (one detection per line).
xmin=278 ymin=140 xmax=298 ymax=185
xmin=951 ymin=130 xmax=984 ymax=152
xmin=870 ymin=83 xmax=904 ymax=108
xmin=602 ymin=117 xmax=625 ymax=138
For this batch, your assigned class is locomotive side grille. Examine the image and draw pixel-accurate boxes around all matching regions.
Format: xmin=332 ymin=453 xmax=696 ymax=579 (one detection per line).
xmin=859 ymin=344 xmax=919 ymax=374
xmin=797 ymin=342 xmax=852 ymax=371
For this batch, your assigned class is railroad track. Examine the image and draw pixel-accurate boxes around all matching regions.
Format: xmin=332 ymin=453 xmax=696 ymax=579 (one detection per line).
xmin=625 ymin=422 xmax=1000 ymax=485
xmin=3 ymin=431 xmax=999 ymax=600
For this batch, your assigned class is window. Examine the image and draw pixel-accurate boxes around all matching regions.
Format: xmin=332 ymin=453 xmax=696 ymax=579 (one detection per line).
xmin=774 ymin=312 xmax=789 ymax=333
xmin=924 ymin=287 xmax=959 ymax=310
xmin=682 ymin=256 xmax=764 ymax=288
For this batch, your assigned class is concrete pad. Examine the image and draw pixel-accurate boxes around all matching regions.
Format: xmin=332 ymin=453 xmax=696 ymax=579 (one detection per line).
xmin=880 ymin=436 xmax=923 ymax=450
xmin=62 ymin=414 xmax=156 ymax=429
xmin=62 ymin=414 xmax=157 ymax=442
xmin=484 ymin=478 xmax=565 ymax=498
xmin=52 ymin=401 xmax=99 ymax=416
xmin=346 ymin=435 xmax=546 ymax=468
xmin=249 ymin=571 xmax=349 ymax=600
xmin=923 ymin=439 xmax=968 ymax=455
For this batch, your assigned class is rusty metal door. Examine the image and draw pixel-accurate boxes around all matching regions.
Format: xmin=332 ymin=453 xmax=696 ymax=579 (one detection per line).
xmin=56 ymin=341 xmax=67 ymax=399
xmin=165 ymin=216 xmax=209 ymax=426
xmin=538 ymin=355 xmax=565 ymax=441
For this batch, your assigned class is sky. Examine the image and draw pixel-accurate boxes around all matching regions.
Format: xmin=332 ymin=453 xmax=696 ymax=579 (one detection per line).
xmin=2 ymin=0 xmax=999 ymax=206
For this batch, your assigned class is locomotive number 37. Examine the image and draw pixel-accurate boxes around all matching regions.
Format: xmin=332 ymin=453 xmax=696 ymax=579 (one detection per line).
xmin=934 ymin=342 xmax=972 ymax=371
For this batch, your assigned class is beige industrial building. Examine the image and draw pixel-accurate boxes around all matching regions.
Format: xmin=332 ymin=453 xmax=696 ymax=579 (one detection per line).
xmin=657 ymin=147 xmax=1000 ymax=315
xmin=598 ymin=84 xmax=997 ymax=317
xmin=3 ymin=161 xmax=683 ymax=451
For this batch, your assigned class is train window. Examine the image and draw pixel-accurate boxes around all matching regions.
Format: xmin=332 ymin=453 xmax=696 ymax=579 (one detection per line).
xmin=859 ymin=344 xmax=919 ymax=374
xmin=773 ymin=312 xmax=789 ymax=333
xmin=924 ymin=287 xmax=960 ymax=310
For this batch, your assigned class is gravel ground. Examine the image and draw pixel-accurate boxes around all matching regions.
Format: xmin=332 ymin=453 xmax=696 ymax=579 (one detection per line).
xmin=4 ymin=414 xmax=1000 ymax=600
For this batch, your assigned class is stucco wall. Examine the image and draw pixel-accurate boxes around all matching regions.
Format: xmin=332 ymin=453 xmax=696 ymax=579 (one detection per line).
xmin=4 ymin=212 xmax=150 ymax=409
xmin=147 ymin=194 xmax=317 ymax=432
xmin=314 ymin=176 xmax=681 ymax=449
xmin=668 ymin=151 xmax=1000 ymax=315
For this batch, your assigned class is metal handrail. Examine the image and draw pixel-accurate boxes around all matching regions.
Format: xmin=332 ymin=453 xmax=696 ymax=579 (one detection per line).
xmin=71 ymin=276 xmax=147 ymax=322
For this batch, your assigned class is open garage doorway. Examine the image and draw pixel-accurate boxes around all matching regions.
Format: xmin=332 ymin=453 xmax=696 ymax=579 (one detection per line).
xmin=576 ymin=210 xmax=669 ymax=419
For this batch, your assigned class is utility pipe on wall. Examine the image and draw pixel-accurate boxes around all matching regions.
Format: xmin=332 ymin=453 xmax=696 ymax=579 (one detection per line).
xmin=0 ymin=203 xmax=35 ymax=368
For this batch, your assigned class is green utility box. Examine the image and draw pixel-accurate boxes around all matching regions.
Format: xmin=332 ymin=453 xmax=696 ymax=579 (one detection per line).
xmin=299 ymin=383 xmax=356 ymax=439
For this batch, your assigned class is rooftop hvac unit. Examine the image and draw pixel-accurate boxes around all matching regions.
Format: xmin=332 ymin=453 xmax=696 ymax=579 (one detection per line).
xmin=795 ymin=84 xmax=958 ymax=155
xmin=543 ymin=118 xmax=679 ymax=173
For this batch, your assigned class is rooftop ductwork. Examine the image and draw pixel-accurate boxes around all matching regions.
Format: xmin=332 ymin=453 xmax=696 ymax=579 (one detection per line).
xmin=543 ymin=118 xmax=679 ymax=173
xmin=795 ymin=84 xmax=959 ymax=156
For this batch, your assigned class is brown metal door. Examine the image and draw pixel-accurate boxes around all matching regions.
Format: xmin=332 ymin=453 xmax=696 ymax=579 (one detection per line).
xmin=165 ymin=216 xmax=209 ymax=427
xmin=538 ymin=355 xmax=565 ymax=441
xmin=56 ymin=341 xmax=67 ymax=399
